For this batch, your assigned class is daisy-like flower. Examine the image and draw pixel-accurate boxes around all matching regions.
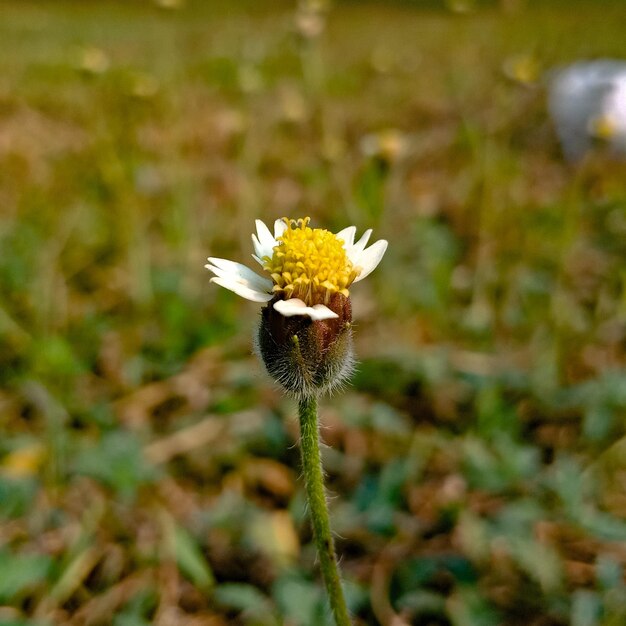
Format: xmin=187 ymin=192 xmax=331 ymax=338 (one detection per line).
xmin=548 ymin=60 xmax=626 ymax=161
xmin=206 ymin=217 xmax=387 ymax=396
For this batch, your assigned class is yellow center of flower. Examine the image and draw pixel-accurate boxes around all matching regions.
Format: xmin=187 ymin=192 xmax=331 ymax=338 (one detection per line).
xmin=590 ymin=114 xmax=616 ymax=140
xmin=263 ymin=217 xmax=358 ymax=304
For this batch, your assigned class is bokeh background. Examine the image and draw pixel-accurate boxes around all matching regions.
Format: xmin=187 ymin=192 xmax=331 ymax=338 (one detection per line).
xmin=2 ymin=1 xmax=626 ymax=624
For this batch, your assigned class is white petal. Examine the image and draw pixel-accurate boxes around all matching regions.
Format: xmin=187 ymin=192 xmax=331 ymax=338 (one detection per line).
xmin=274 ymin=218 xmax=288 ymax=238
xmin=254 ymin=220 xmax=276 ymax=247
xmin=251 ymin=233 xmax=265 ymax=259
xmin=345 ymin=229 xmax=374 ymax=266
xmin=210 ymin=277 xmax=273 ymax=302
xmin=353 ymin=229 xmax=372 ymax=254
xmin=336 ymin=226 xmax=356 ymax=249
xmin=205 ymin=265 xmax=272 ymax=293
xmin=273 ymin=298 xmax=339 ymax=320
xmin=307 ymin=305 xmax=339 ymax=320
xmin=254 ymin=219 xmax=277 ymax=257
xmin=353 ymin=239 xmax=388 ymax=282
xmin=206 ymin=257 xmax=272 ymax=292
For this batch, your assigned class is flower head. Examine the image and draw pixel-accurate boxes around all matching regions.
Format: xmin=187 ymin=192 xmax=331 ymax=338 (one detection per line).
xmin=549 ymin=60 xmax=626 ymax=161
xmin=207 ymin=218 xmax=386 ymax=317
xmin=206 ymin=217 xmax=387 ymax=396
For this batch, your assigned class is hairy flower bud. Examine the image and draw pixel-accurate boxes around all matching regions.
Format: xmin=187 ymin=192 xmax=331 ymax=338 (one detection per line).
xmin=257 ymin=293 xmax=354 ymax=398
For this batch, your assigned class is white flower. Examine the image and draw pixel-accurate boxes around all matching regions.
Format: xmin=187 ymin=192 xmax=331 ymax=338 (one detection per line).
xmin=548 ymin=60 xmax=626 ymax=161
xmin=205 ymin=217 xmax=387 ymax=320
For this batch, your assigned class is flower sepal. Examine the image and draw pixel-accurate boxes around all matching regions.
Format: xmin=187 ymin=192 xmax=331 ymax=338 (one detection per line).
xmin=257 ymin=293 xmax=354 ymax=398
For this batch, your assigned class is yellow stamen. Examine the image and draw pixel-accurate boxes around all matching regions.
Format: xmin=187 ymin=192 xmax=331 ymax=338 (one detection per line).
xmin=590 ymin=114 xmax=616 ymax=140
xmin=262 ymin=217 xmax=358 ymax=305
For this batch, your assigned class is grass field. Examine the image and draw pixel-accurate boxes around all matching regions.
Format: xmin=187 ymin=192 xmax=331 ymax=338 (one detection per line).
xmin=2 ymin=1 xmax=626 ymax=624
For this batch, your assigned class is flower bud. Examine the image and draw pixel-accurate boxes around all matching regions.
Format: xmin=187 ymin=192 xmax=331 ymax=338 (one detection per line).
xmin=257 ymin=293 xmax=354 ymax=398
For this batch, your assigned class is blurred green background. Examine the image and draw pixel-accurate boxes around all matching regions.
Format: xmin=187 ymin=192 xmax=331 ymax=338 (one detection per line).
xmin=2 ymin=1 xmax=626 ymax=624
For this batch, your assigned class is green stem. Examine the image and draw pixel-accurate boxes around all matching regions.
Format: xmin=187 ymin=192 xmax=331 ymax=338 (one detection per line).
xmin=298 ymin=395 xmax=351 ymax=626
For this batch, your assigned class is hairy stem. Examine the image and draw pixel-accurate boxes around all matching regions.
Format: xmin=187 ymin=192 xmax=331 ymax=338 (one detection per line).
xmin=298 ymin=395 xmax=351 ymax=626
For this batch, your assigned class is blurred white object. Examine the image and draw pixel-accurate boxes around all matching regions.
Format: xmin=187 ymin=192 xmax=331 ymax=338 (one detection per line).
xmin=548 ymin=60 xmax=626 ymax=161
